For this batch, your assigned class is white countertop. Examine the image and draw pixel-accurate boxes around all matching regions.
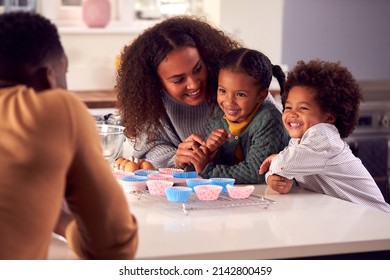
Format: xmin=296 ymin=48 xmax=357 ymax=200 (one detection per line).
xmin=49 ymin=185 xmax=390 ymax=260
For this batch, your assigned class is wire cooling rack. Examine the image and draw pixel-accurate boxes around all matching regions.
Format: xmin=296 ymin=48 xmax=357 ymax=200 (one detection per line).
xmin=129 ymin=191 xmax=275 ymax=215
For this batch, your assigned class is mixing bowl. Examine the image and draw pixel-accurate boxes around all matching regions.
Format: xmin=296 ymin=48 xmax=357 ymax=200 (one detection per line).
xmin=96 ymin=124 xmax=125 ymax=164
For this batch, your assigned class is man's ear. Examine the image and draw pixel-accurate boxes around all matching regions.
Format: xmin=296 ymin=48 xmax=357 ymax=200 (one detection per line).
xmin=30 ymin=66 xmax=54 ymax=91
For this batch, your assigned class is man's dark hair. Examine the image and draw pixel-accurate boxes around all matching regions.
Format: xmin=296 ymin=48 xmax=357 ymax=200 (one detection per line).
xmin=0 ymin=12 xmax=63 ymax=81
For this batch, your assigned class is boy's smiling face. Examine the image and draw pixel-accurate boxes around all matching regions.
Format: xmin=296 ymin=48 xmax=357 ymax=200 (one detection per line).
xmin=282 ymin=86 xmax=335 ymax=138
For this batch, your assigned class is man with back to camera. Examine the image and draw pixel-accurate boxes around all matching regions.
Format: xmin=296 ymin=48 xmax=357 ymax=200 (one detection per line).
xmin=0 ymin=11 xmax=138 ymax=259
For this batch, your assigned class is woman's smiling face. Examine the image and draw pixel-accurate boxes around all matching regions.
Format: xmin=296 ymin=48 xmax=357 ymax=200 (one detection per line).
xmin=282 ymin=86 xmax=335 ymax=138
xmin=157 ymin=46 xmax=208 ymax=106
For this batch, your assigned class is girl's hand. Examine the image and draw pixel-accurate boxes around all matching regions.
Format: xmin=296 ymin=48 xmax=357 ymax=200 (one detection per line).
xmin=175 ymin=134 xmax=205 ymax=169
xmin=205 ymin=128 xmax=231 ymax=153
xmin=259 ymin=154 xmax=277 ymax=174
xmin=266 ymin=175 xmax=293 ymax=194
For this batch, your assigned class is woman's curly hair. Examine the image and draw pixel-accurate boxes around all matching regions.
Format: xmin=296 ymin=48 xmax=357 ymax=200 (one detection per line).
xmin=116 ymin=15 xmax=242 ymax=144
xmin=282 ymin=59 xmax=363 ymax=138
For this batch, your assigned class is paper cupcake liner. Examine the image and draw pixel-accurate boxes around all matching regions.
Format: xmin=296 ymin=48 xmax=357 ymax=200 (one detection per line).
xmin=159 ymin=168 xmax=184 ymax=175
xmin=147 ymin=173 xmax=174 ymax=181
xmin=165 ymin=187 xmax=192 ymax=202
xmin=193 ymin=185 xmax=222 ymax=201
xmin=186 ymin=178 xmax=212 ymax=191
xmin=210 ymin=178 xmax=236 ymax=193
xmin=173 ymin=171 xmax=198 ymax=179
xmin=134 ymin=169 xmax=159 ymax=177
xmin=227 ymin=185 xmax=255 ymax=199
xmin=146 ymin=180 xmax=174 ymax=196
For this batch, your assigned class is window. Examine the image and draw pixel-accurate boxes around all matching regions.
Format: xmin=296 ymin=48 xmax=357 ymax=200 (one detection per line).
xmin=3 ymin=0 xmax=37 ymax=12
xmin=62 ymin=0 xmax=80 ymax=5
xmin=135 ymin=0 xmax=203 ymax=19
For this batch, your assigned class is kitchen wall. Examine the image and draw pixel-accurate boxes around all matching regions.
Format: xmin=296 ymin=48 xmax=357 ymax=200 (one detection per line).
xmin=58 ymin=0 xmax=285 ymax=91
xmin=282 ymin=0 xmax=390 ymax=81
xmin=60 ymin=27 xmax=144 ymax=91
xmin=56 ymin=0 xmax=389 ymax=91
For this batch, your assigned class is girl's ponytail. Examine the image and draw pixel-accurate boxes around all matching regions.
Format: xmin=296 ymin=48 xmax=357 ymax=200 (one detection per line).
xmin=272 ymin=65 xmax=286 ymax=95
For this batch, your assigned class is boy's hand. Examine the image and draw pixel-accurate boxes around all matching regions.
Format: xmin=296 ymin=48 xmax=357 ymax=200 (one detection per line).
xmin=259 ymin=154 xmax=277 ymax=174
xmin=266 ymin=175 xmax=293 ymax=194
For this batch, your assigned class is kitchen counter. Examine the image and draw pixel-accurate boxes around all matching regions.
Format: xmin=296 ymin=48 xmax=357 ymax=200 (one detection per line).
xmin=48 ymin=184 xmax=390 ymax=260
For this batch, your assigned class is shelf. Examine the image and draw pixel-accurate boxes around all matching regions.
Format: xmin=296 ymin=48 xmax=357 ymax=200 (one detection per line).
xmin=58 ymin=20 xmax=158 ymax=35
xmin=74 ymin=90 xmax=117 ymax=109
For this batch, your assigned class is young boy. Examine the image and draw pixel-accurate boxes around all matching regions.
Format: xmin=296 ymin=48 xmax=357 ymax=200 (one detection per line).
xmin=259 ymin=59 xmax=390 ymax=213
xmin=0 ymin=12 xmax=138 ymax=259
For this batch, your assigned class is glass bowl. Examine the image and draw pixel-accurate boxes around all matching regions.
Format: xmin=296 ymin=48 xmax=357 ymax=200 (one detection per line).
xmin=96 ymin=124 xmax=125 ymax=164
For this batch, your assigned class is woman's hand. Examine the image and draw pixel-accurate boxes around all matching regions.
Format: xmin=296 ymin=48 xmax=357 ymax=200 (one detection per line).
xmin=266 ymin=175 xmax=293 ymax=194
xmin=190 ymin=145 xmax=210 ymax=173
xmin=175 ymin=134 xmax=205 ymax=169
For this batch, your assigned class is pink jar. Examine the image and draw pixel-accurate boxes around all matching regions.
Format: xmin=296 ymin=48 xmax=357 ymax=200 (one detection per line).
xmin=82 ymin=0 xmax=111 ymax=28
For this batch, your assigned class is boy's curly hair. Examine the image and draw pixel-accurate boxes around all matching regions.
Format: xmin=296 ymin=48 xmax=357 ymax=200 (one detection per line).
xmin=282 ymin=59 xmax=363 ymax=138
xmin=116 ymin=15 xmax=242 ymax=143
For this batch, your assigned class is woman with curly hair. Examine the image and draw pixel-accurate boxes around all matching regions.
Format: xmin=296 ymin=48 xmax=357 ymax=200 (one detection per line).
xmin=259 ymin=59 xmax=390 ymax=213
xmin=116 ymin=16 xmax=242 ymax=168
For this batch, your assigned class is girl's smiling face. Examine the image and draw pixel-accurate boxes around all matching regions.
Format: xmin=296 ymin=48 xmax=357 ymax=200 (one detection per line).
xmin=157 ymin=47 xmax=208 ymax=106
xmin=217 ymin=69 xmax=267 ymax=123
xmin=283 ymin=86 xmax=335 ymax=138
